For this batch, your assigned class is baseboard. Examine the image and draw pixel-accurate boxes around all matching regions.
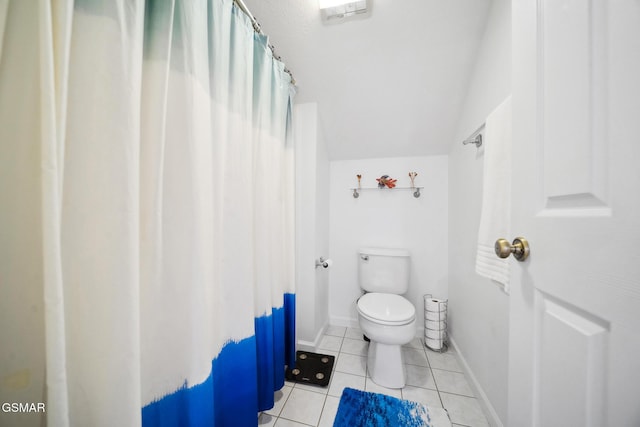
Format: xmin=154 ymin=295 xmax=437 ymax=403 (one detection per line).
xmin=328 ymin=315 xmax=359 ymax=329
xmin=448 ymin=336 xmax=504 ymax=427
xmin=297 ymin=322 xmax=329 ymax=352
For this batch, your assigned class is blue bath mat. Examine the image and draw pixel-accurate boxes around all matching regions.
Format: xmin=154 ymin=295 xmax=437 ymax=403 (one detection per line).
xmin=334 ymin=388 xmax=450 ymax=427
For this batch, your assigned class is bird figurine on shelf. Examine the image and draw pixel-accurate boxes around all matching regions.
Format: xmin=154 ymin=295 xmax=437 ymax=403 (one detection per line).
xmin=376 ymin=175 xmax=397 ymax=189
xmin=408 ymin=172 xmax=418 ymax=188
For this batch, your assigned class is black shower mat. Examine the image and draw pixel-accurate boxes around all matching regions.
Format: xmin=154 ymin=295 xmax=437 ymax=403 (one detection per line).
xmin=285 ymin=351 xmax=335 ymax=387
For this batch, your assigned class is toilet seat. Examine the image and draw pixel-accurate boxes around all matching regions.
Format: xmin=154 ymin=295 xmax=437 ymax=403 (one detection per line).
xmin=357 ymin=293 xmax=415 ymax=326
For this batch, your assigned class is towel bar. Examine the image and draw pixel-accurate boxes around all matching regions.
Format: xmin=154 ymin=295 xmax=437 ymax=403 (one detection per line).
xmin=462 ymin=123 xmax=485 ymax=147
xmin=462 ymin=133 xmax=482 ymax=147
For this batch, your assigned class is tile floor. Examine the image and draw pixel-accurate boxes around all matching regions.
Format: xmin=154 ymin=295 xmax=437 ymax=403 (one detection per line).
xmin=258 ymin=325 xmax=491 ymax=427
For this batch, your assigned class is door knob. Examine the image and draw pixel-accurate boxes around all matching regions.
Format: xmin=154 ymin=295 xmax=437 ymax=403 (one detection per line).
xmin=495 ymin=237 xmax=530 ymax=261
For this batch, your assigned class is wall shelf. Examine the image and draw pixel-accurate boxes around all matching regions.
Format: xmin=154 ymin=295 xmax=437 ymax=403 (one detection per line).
xmin=350 ymin=187 xmax=423 ymax=198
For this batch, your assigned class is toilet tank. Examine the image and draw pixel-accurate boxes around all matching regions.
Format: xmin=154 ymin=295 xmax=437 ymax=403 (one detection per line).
xmin=358 ymin=248 xmax=410 ymax=294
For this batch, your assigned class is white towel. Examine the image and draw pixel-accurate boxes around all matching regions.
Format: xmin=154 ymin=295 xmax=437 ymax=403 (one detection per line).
xmin=475 ymin=96 xmax=512 ymax=293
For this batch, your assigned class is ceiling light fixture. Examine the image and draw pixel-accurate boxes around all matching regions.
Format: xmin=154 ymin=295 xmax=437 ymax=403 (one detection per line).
xmin=318 ymin=0 xmax=367 ymax=20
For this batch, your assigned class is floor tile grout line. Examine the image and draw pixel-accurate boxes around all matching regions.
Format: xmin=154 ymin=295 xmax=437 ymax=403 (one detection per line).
xmin=276 ymin=414 xmax=316 ymax=426
xmin=314 ymin=392 xmax=331 ymax=427
xmin=278 ymin=384 xmax=296 ymax=418
xmin=429 ymin=367 xmax=466 ymax=374
xmin=277 ymin=385 xmax=331 ymax=426
xmin=428 ymin=363 xmax=447 ymax=409
xmin=439 ymin=390 xmax=480 ymax=399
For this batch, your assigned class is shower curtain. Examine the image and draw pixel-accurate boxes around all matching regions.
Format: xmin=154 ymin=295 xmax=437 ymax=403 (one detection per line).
xmin=0 ymin=0 xmax=295 ymax=426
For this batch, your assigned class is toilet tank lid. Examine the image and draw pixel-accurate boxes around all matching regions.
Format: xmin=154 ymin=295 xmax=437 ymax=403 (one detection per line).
xmin=359 ymin=247 xmax=410 ymax=257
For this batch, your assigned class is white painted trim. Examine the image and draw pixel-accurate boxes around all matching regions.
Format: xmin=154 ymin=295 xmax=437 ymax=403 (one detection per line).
xmin=449 ymin=336 xmax=504 ymax=427
xmin=297 ymin=322 xmax=329 ymax=352
xmin=296 ymin=341 xmax=315 ymax=352
xmin=328 ymin=315 xmax=359 ymax=329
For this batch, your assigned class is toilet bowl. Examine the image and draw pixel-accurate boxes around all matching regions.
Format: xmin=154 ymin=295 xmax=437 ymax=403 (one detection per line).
xmin=357 ymin=292 xmax=416 ymax=388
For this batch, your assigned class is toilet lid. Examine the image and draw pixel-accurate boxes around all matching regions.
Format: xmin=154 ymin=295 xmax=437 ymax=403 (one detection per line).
xmin=357 ymin=293 xmax=415 ymax=325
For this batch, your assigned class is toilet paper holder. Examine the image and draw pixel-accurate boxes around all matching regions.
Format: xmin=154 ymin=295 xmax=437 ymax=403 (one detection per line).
xmin=424 ymin=294 xmax=448 ymax=353
xmin=315 ymin=256 xmax=333 ymax=269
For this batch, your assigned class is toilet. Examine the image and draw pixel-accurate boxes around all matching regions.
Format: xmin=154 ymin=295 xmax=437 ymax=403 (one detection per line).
xmin=356 ymin=247 xmax=416 ymax=388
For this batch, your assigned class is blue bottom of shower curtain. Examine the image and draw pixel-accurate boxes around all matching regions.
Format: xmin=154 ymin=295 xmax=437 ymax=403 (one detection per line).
xmin=142 ymin=293 xmax=296 ymax=427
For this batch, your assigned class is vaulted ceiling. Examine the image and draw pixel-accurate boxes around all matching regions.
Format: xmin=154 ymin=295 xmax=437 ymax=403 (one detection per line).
xmin=242 ymin=0 xmax=491 ymax=160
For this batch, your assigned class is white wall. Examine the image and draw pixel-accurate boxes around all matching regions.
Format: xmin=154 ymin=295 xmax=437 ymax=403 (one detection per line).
xmin=294 ymin=103 xmax=330 ymax=348
xmin=328 ymin=156 xmax=448 ymax=333
xmin=448 ymin=0 xmax=511 ymax=425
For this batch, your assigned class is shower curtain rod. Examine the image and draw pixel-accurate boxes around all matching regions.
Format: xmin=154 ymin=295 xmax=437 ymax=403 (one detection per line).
xmin=233 ymin=0 xmax=297 ymax=85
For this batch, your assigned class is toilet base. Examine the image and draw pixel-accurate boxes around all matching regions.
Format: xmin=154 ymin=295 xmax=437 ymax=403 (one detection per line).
xmin=367 ymin=341 xmax=407 ymax=389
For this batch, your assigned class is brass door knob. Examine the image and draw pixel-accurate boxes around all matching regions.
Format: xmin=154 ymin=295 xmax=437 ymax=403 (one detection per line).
xmin=495 ymin=237 xmax=530 ymax=261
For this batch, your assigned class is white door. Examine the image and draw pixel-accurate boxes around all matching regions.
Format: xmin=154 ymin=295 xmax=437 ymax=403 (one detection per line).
xmin=509 ymin=1 xmax=640 ymax=426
